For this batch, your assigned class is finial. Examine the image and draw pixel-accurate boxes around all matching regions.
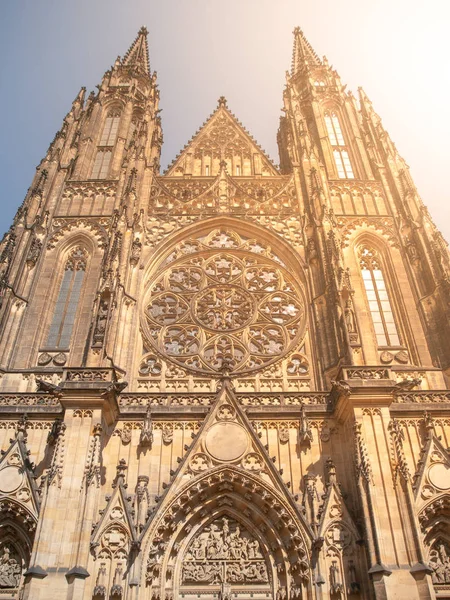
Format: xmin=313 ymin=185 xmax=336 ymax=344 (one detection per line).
xmin=139 ymin=26 xmax=148 ymax=36
xmin=113 ymin=458 xmax=127 ymax=487
xmin=217 ymin=96 xmax=228 ymax=108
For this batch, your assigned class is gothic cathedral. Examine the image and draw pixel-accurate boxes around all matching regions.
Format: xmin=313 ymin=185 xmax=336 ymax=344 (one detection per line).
xmin=0 ymin=26 xmax=450 ymax=600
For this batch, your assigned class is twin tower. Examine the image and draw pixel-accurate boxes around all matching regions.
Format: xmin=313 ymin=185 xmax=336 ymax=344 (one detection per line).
xmin=0 ymin=26 xmax=449 ymax=600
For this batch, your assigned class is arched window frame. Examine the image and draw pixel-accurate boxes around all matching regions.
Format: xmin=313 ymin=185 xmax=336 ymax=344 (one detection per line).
xmin=91 ymin=108 xmax=122 ymax=180
xmin=324 ymin=110 xmax=355 ymax=179
xmin=358 ymin=244 xmax=401 ymax=348
xmin=44 ymin=246 xmax=89 ymax=350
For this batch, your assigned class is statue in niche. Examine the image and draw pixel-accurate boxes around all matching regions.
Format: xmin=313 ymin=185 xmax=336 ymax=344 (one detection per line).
xmin=347 ymin=560 xmax=360 ymax=594
xmin=329 ymin=560 xmax=343 ymax=594
xmin=93 ymin=297 xmax=109 ymax=347
xmin=130 ymin=237 xmax=142 ymax=265
xmin=0 ymin=546 xmax=21 ymax=588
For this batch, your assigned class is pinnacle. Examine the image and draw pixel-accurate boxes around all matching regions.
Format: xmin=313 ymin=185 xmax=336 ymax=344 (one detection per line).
xmin=291 ymin=27 xmax=321 ymax=74
xmin=122 ymin=26 xmax=151 ymax=76
xmin=217 ymin=96 xmax=228 ymax=108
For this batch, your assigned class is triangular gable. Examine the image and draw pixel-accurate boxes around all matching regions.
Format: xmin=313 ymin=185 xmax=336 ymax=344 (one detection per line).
xmin=317 ymin=481 xmax=360 ymax=543
xmin=91 ymin=474 xmax=138 ymax=551
xmin=165 ymin=98 xmax=279 ymax=177
xmin=0 ymin=433 xmax=40 ymax=530
xmin=140 ymin=380 xmax=313 ymax=542
xmin=413 ymin=434 xmax=450 ymax=509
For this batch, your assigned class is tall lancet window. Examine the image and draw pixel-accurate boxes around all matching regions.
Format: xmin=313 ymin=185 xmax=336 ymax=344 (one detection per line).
xmin=359 ymin=246 xmax=400 ymax=347
xmin=92 ymin=109 xmax=121 ymax=179
xmin=324 ymin=111 xmax=354 ymax=179
xmin=46 ymin=247 xmax=87 ymax=349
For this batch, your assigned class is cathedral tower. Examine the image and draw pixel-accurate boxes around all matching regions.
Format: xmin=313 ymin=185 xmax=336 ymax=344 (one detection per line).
xmin=0 ymin=27 xmax=449 ymax=600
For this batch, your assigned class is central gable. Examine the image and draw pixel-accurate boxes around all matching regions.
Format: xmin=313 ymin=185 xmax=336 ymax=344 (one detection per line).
xmin=165 ymin=97 xmax=279 ymax=177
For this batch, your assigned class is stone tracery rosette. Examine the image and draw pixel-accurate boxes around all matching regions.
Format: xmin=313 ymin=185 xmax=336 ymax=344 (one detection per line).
xmin=142 ymin=230 xmax=306 ymax=376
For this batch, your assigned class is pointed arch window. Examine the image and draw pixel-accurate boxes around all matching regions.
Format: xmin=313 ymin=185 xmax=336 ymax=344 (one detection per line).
xmin=359 ymin=246 xmax=400 ymax=347
xmin=91 ymin=109 xmax=121 ymax=179
xmin=325 ymin=111 xmax=354 ymax=179
xmin=46 ymin=247 xmax=87 ymax=349
xmin=100 ymin=110 xmax=121 ymax=146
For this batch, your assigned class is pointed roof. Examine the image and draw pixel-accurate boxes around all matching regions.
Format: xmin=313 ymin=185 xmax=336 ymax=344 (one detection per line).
xmin=164 ymin=97 xmax=279 ymax=176
xmin=291 ymin=27 xmax=322 ymax=74
xmin=122 ymin=26 xmax=151 ymax=75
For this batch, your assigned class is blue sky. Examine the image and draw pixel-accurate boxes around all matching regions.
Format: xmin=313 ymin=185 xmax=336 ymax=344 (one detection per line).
xmin=1 ymin=0 xmax=449 ymax=241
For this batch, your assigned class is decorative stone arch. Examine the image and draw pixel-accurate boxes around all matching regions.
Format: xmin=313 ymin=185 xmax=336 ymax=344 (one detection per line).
xmin=419 ymin=495 xmax=450 ymax=588
xmin=339 ymin=219 xmax=399 ymax=249
xmin=140 ymin=466 xmax=312 ymax=600
xmin=0 ymin=502 xmax=36 ymax=593
xmin=35 ymin=232 xmax=102 ymax=364
xmin=47 ymin=219 xmax=108 ymax=250
xmin=142 ymin=216 xmax=308 ymax=279
xmin=343 ymin=229 xmax=416 ymax=363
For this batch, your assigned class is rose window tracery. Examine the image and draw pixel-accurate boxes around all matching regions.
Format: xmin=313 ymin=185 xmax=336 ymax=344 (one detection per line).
xmin=143 ymin=230 xmax=306 ymax=375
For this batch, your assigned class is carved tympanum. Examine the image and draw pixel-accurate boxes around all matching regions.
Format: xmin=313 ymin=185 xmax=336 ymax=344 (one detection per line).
xmin=0 ymin=545 xmax=21 ymax=589
xmin=181 ymin=517 xmax=269 ymax=586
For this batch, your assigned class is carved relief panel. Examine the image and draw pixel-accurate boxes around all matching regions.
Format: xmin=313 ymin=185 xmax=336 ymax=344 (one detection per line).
xmin=181 ymin=516 xmax=270 ymax=590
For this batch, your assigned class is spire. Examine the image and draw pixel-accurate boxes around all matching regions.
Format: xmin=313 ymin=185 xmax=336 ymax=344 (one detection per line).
xmin=291 ymin=27 xmax=321 ymax=74
xmin=122 ymin=26 xmax=150 ymax=75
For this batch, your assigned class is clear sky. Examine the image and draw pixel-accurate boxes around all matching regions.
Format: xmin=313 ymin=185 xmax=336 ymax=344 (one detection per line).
xmin=1 ymin=0 xmax=449 ymax=242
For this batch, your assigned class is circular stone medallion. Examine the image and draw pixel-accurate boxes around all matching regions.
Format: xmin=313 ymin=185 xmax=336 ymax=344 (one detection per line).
xmin=205 ymin=422 xmax=249 ymax=462
xmin=428 ymin=463 xmax=450 ymax=490
xmin=0 ymin=466 xmax=24 ymax=493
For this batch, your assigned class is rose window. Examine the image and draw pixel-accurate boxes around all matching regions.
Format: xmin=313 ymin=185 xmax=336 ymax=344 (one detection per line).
xmin=143 ymin=235 xmax=306 ymax=375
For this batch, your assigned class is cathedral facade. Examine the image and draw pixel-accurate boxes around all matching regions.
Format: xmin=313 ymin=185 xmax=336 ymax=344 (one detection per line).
xmin=0 ymin=26 xmax=450 ymax=600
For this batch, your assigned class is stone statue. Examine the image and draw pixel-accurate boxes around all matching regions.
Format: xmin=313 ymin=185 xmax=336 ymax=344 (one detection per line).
xmin=0 ymin=546 xmax=21 ymax=589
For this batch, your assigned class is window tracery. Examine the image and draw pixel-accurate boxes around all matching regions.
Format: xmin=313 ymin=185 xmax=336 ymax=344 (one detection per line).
xmin=324 ymin=111 xmax=354 ymax=179
xmin=142 ymin=230 xmax=306 ymax=376
xmin=358 ymin=245 xmax=400 ymax=347
xmin=92 ymin=110 xmax=121 ymax=179
xmin=45 ymin=247 xmax=87 ymax=349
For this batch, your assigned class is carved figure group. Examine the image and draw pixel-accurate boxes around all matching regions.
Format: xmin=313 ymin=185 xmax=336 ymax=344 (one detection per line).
xmin=430 ymin=543 xmax=450 ymax=584
xmin=182 ymin=517 xmax=268 ymax=585
xmin=0 ymin=546 xmax=21 ymax=589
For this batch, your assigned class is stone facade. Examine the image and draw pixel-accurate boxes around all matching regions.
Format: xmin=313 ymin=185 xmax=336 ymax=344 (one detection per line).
xmin=0 ymin=26 xmax=449 ymax=600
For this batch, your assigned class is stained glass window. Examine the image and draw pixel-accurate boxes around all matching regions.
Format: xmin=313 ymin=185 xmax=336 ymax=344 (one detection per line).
xmin=359 ymin=246 xmax=400 ymax=347
xmin=46 ymin=247 xmax=87 ymax=349
xmin=325 ymin=112 xmax=355 ymax=179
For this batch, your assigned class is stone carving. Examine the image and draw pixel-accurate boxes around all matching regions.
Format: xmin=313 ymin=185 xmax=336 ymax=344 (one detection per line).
xmin=143 ymin=230 xmax=305 ymax=376
xmin=93 ymin=562 xmax=107 ymax=597
xmin=110 ymin=563 xmax=124 ymax=597
xmin=162 ymin=424 xmax=174 ymax=444
xmin=0 ymin=545 xmax=21 ymax=589
xmin=92 ymin=297 xmax=110 ymax=348
xmin=26 ymin=237 xmax=42 ymax=267
xmin=140 ymin=406 xmax=153 ymax=447
xmin=429 ymin=542 xmax=450 ymax=585
xmin=241 ymin=452 xmax=264 ymax=473
xmin=182 ymin=517 xmax=268 ymax=585
xmin=130 ymin=237 xmax=142 ymax=265
xmin=329 ymin=560 xmax=344 ymax=594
